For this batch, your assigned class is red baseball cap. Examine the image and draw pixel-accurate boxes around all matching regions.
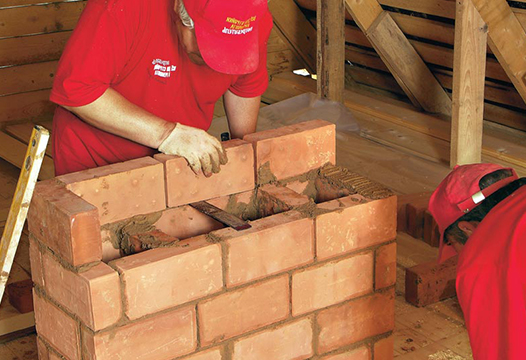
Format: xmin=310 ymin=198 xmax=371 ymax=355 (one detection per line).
xmin=184 ymin=0 xmax=269 ymax=75
xmin=428 ymin=163 xmax=518 ymax=263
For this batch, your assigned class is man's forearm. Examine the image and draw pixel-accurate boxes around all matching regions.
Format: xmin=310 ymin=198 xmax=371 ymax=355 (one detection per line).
xmin=62 ymin=88 xmax=174 ymax=149
xmin=223 ymin=90 xmax=260 ymax=139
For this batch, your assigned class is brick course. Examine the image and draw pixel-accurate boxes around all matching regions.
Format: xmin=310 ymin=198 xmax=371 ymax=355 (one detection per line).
xmin=28 ymin=121 xmax=396 ymax=360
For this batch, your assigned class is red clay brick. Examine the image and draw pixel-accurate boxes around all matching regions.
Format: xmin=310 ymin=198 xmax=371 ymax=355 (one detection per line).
xmin=374 ymin=336 xmax=394 ymax=360
xmin=29 ymin=237 xmax=44 ymax=286
xmin=396 ymin=192 xmax=432 ymax=233
xmin=423 ymin=210 xmax=440 ymax=247
xmin=82 ymin=306 xmax=196 ymax=360
xmin=42 ymin=251 xmax=121 ymax=331
xmin=316 ymin=195 xmax=397 ymax=261
xmin=180 ymin=348 xmax=222 ymax=360
xmin=259 ymin=184 xmax=311 ymax=208
xmin=37 ymin=338 xmax=63 ymax=360
xmin=405 ymin=256 xmax=457 ymax=307
xmin=28 ymin=180 xmax=102 ymax=266
xmin=6 ymin=279 xmax=33 ymax=313
xmin=33 ymin=290 xmax=81 ymax=360
xmin=212 ymin=211 xmax=314 ymax=287
xmin=207 ymin=190 xmax=254 ymax=210
xmin=155 ymin=139 xmax=255 ymax=207
xmin=317 ymin=288 xmax=395 ymax=353
xmin=375 ymin=242 xmax=397 ymax=290
xmin=320 ymin=346 xmax=371 ymax=360
xmin=285 ymin=180 xmax=310 ymax=195
xmin=292 ymin=252 xmax=374 ymax=316
xmin=232 ymin=318 xmax=313 ymax=360
xmin=199 ymin=276 xmax=289 ymax=345
xmin=113 ymin=236 xmax=223 ymax=320
xmin=57 ymin=157 xmax=166 ymax=225
xmin=243 ymin=120 xmax=336 ymax=183
xmin=154 ymin=205 xmax=224 ymax=239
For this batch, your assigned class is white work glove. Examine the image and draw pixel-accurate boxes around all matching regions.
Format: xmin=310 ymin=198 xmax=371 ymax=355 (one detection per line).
xmin=158 ymin=123 xmax=228 ymax=177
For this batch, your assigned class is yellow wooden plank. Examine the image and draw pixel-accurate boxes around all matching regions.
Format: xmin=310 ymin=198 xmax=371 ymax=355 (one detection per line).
xmin=0 ymin=0 xmax=76 ymax=7
xmin=471 ymin=0 xmax=526 ymax=104
xmin=0 ymin=60 xmax=58 ymax=96
xmin=0 ymin=127 xmax=49 ymax=305
xmin=451 ymin=0 xmax=488 ymax=166
xmin=269 ymin=0 xmax=317 ymax=73
xmin=0 ymin=132 xmax=54 ymax=180
xmin=5 ymin=122 xmax=54 ymax=158
xmin=317 ymin=0 xmax=345 ymax=102
xmin=366 ymin=12 xmax=452 ymax=115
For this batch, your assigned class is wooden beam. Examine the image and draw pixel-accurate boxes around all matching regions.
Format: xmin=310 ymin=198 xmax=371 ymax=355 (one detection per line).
xmin=366 ymin=12 xmax=453 ymax=115
xmin=451 ymin=0 xmax=487 ymax=167
xmin=471 ymin=0 xmax=526 ymax=104
xmin=317 ymin=0 xmax=345 ymax=102
xmin=269 ymin=0 xmax=317 ymax=73
xmin=344 ymin=0 xmax=452 ymax=115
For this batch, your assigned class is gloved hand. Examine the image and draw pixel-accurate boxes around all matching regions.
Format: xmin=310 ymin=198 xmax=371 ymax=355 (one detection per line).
xmin=158 ymin=123 xmax=228 ymax=177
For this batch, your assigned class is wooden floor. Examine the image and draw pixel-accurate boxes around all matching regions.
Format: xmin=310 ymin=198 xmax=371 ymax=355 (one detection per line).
xmin=0 ymin=74 xmax=493 ymax=359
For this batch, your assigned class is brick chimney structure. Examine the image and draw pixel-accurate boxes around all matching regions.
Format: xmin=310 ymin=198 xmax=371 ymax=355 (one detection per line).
xmin=28 ymin=120 xmax=397 ymax=360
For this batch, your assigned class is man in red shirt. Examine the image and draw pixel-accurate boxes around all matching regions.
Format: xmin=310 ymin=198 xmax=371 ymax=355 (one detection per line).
xmin=428 ymin=163 xmax=526 ymax=359
xmin=51 ymin=0 xmax=273 ymax=176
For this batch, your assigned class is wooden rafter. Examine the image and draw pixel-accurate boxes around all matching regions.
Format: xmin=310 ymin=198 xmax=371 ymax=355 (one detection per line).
xmin=470 ymin=0 xmax=526 ymax=104
xmin=344 ymin=0 xmax=453 ymax=116
xmin=451 ymin=0 xmax=487 ymax=166
xmin=269 ymin=0 xmax=317 ymax=74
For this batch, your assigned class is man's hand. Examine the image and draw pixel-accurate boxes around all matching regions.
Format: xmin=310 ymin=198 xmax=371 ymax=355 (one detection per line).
xmin=159 ymin=123 xmax=228 ymax=177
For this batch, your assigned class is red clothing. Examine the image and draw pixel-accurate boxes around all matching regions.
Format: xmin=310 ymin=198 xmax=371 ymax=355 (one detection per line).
xmin=50 ymin=0 xmax=272 ymax=175
xmin=456 ymin=185 xmax=526 ymax=359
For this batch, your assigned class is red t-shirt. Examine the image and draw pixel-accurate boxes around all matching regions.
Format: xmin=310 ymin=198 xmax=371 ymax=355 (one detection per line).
xmin=456 ymin=185 xmax=526 ymax=360
xmin=50 ymin=0 xmax=272 ymax=175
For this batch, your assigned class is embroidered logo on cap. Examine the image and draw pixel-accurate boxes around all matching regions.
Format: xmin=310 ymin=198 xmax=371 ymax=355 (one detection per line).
xmin=222 ymin=16 xmax=257 ymax=35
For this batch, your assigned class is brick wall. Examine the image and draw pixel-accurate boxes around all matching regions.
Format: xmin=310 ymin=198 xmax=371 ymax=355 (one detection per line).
xmin=28 ymin=120 xmax=397 ymax=360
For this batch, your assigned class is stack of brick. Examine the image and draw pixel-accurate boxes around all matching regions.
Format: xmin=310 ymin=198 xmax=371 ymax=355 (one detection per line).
xmin=28 ymin=120 xmax=397 ymax=360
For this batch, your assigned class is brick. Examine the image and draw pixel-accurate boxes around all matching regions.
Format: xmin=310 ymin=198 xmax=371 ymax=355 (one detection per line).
xmin=29 ymin=237 xmax=44 ymax=286
xmin=100 ymin=232 xmax=121 ymax=262
xmin=317 ymin=288 xmax=395 ymax=353
xmin=374 ymin=336 xmax=394 ymax=360
xmin=243 ymin=119 xmax=336 ymax=183
xmin=423 ymin=210 xmax=440 ymax=247
xmin=259 ymin=184 xmax=311 ymax=209
xmin=405 ymin=256 xmax=457 ymax=307
xmin=320 ymin=346 xmax=371 ymax=360
xmin=292 ymin=252 xmax=373 ymax=316
xmin=28 ymin=180 xmax=102 ymax=266
xmin=199 ymin=276 xmax=289 ymax=345
xmin=285 ymin=180 xmax=309 ymax=195
xmin=57 ymin=157 xmax=166 ymax=225
xmin=42 ymin=251 xmax=121 ymax=331
xmin=232 ymin=318 xmax=313 ymax=360
xmin=180 ymin=348 xmax=222 ymax=360
xmin=155 ymin=139 xmax=255 ymax=207
xmin=404 ymin=193 xmax=432 ymax=239
xmin=396 ymin=192 xmax=432 ymax=233
xmin=82 ymin=306 xmax=196 ymax=360
xmin=212 ymin=211 xmax=314 ymax=287
xmin=37 ymin=338 xmax=64 ymax=360
xmin=33 ymin=290 xmax=80 ymax=360
xmin=154 ymin=205 xmax=224 ymax=239
xmin=113 ymin=236 xmax=223 ymax=320
xmin=314 ymin=177 xmax=352 ymax=203
xmin=375 ymin=242 xmax=397 ymax=290
xmin=316 ymin=195 xmax=397 ymax=261
xmin=6 ymin=279 xmax=33 ymax=313
xmin=127 ymin=230 xmax=179 ymax=254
